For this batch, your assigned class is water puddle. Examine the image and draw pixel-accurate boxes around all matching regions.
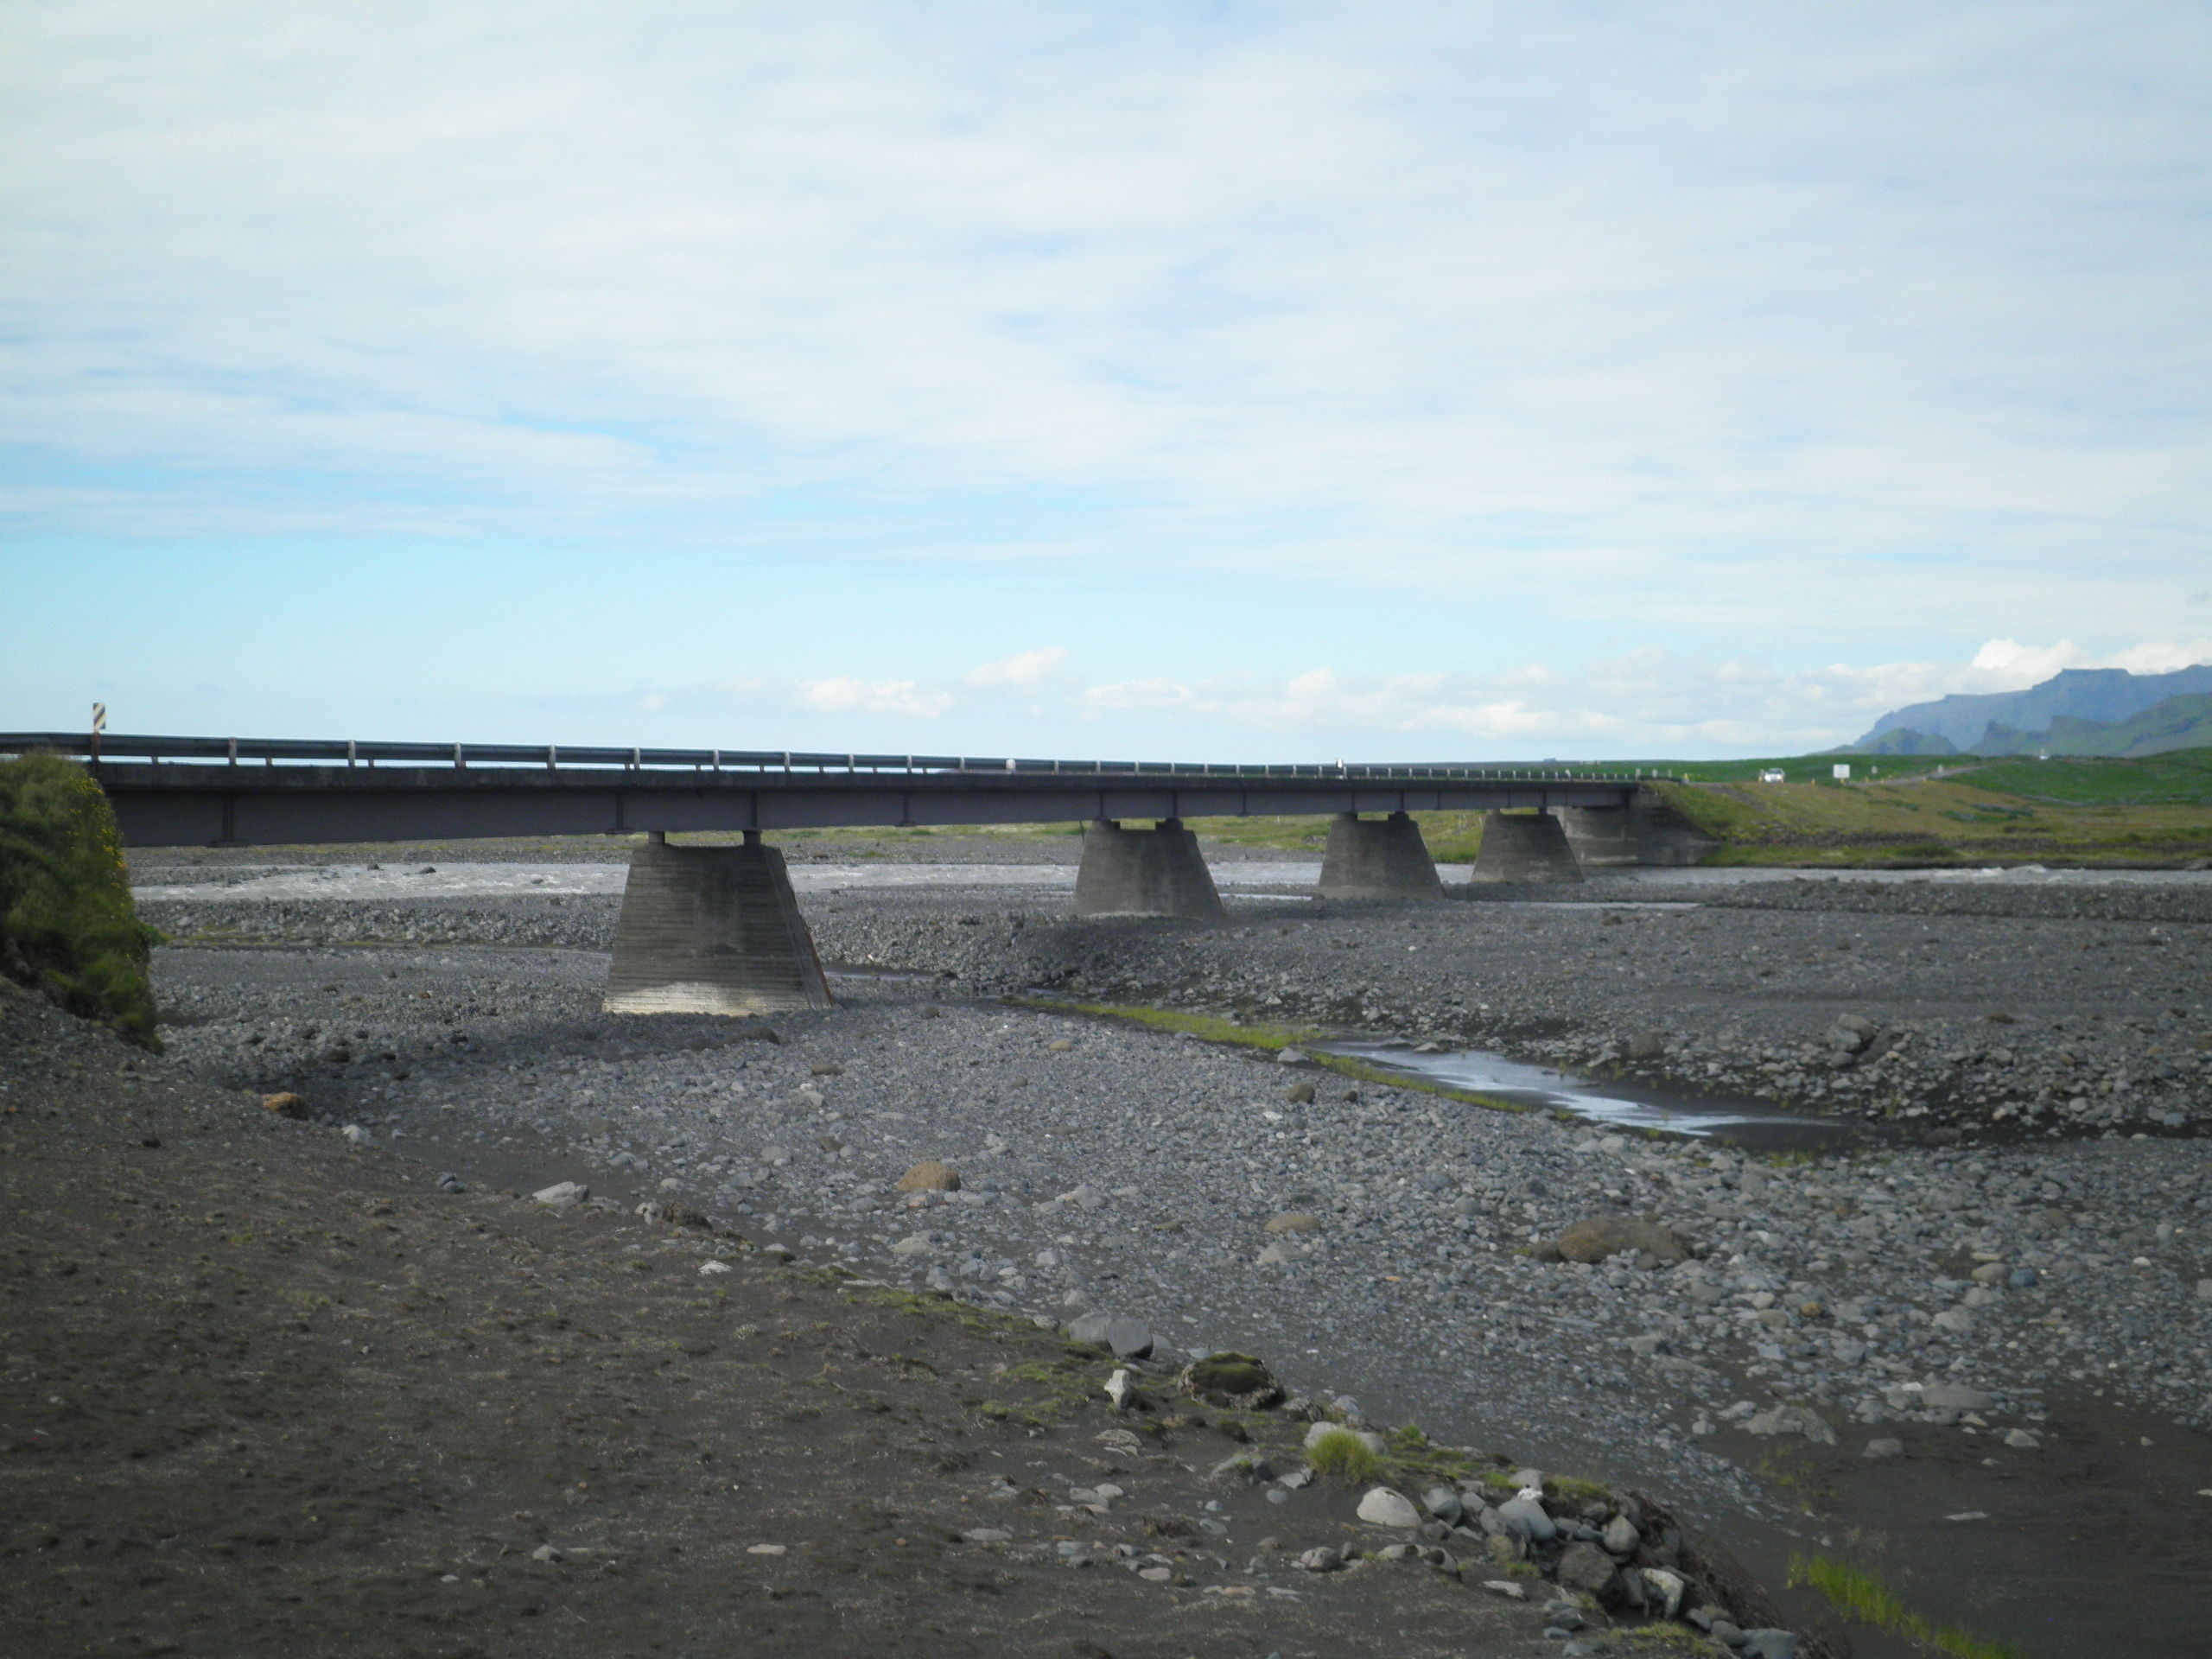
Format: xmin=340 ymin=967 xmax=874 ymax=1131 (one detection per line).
xmin=1316 ymin=1038 xmax=1865 ymax=1152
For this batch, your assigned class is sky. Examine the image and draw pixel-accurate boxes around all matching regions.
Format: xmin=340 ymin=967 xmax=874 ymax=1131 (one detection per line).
xmin=4 ymin=2 xmax=2210 ymax=760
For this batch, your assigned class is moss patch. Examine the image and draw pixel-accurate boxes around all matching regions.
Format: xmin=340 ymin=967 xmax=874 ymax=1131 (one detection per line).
xmin=0 ymin=754 xmax=161 ymax=1048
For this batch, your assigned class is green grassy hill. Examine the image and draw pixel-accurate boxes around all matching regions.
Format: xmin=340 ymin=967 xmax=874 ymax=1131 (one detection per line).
xmin=1647 ymin=748 xmax=2212 ymax=866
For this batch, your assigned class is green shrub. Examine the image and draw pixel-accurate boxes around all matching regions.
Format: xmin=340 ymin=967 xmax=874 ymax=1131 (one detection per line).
xmin=1305 ymin=1427 xmax=1383 ymax=1485
xmin=0 ymin=753 xmax=161 ymax=1048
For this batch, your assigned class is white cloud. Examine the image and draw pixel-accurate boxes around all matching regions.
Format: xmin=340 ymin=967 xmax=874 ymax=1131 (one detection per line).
xmin=794 ymin=677 xmax=954 ymax=719
xmin=2104 ymin=638 xmax=2212 ymax=675
xmin=3 ymin=1 xmax=2209 ymax=650
xmin=1968 ymin=636 xmax=2212 ymax=686
xmin=961 ymin=646 xmax=1068 ymax=689
xmin=1072 ymin=637 xmax=2212 ymax=754
xmin=1967 ymin=639 xmax=2091 ymax=683
xmin=639 ymin=633 xmax=2212 ymax=754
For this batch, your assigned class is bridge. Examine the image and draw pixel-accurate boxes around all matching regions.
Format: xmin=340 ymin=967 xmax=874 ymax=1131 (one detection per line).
xmin=8 ymin=731 xmax=1694 ymax=1016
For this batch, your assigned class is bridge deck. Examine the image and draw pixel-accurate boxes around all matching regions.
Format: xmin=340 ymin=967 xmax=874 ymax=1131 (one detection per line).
xmin=5 ymin=734 xmax=1658 ymax=848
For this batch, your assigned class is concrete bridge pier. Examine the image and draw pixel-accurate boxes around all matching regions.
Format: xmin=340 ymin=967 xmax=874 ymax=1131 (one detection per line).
xmin=1557 ymin=789 xmax=1721 ymax=868
xmin=602 ymin=831 xmax=835 ymax=1014
xmin=1468 ymin=810 xmax=1584 ymax=884
xmin=1072 ymin=819 xmax=1225 ymax=919
xmin=1316 ymin=811 xmax=1444 ymax=900
xmin=1554 ymin=804 xmax=1640 ymax=868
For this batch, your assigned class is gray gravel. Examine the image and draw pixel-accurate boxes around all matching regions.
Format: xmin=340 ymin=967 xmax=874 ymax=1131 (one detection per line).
xmin=140 ymin=873 xmax=2212 ymax=1507
xmin=145 ymin=869 xmax=2212 ymax=1135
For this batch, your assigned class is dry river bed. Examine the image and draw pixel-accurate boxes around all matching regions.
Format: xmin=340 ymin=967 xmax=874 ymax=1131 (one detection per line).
xmin=13 ymin=980 xmax=1714 ymax=1659
xmin=120 ymin=849 xmax=2212 ymax=1656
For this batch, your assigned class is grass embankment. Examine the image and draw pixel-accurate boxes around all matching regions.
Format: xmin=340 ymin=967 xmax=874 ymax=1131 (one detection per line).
xmin=0 ymin=754 xmax=161 ymax=1047
xmin=1789 ymin=1554 xmax=2029 ymax=1659
xmin=1653 ymin=753 xmax=2212 ymax=868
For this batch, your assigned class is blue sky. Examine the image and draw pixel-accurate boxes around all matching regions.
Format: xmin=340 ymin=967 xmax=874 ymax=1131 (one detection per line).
xmin=4 ymin=3 xmax=2210 ymax=759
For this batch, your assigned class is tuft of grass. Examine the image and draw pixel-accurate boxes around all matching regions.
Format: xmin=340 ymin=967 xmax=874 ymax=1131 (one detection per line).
xmin=1756 ymin=1148 xmax=1821 ymax=1169
xmin=1008 ymin=995 xmax=1534 ymax=1116
xmin=1548 ymin=1475 xmax=1613 ymax=1505
xmin=0 ymin=753 xmax=162 ymax=1047
xmin=1790 ymin=1554 xmax=2030 ymax=1659
xmin=1305 ymin=1427 xmax=1384 ymax=1485
xmin=1004 ymin=996 xmax=1323 ymax=1052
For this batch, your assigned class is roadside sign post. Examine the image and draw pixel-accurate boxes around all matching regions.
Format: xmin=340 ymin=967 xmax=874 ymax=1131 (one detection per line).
xmin=90 ymin=702 xmax=106 ymax=763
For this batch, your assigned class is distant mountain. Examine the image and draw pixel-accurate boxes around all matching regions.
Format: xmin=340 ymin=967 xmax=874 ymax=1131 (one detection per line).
xmin=1970 ymin=692 xmax=2212 ymax=758
xmin=1856 ymin=664 xmax=2212 ymax=751
xmin=1856 ymin=727 xmax=1958 ymax=756
xmin=1847 ymin=690 xmax=2212 ymax=760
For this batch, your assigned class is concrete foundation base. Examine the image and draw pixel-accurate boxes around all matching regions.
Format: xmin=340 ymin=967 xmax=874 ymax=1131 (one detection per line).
xmin=1468 ymin=810 xmax=1584 ymax=884
xmin=1317 ymin=811 xmax=1443 ymax=900
xmin=1554 ymin=804 xmax=1640 ymax=868
xmin=602 ymin=832 xmax=834 ymax=1014
xmin=1557 ymin=789 xmax=1722 ymax=868
xmin=1073 ymin=819 xmax=1224 ymax=918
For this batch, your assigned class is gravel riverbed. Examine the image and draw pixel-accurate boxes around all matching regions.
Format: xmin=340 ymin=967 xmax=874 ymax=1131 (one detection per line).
xmin=126 ymin=847 xmax=2212 ymax=1654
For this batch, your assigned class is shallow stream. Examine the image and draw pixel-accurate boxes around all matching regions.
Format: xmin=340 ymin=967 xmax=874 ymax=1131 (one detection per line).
xmin=1315 ymin=1037 xmax=1865 ymax=1153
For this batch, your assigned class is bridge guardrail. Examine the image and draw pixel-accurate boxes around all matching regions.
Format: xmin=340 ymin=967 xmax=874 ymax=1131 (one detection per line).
xmin=0 ymin=732 xmax=1671 ymax=786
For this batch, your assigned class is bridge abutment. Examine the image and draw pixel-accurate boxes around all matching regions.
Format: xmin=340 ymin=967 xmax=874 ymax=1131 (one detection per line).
xmin=1468 ymin=810 xmax=1584 ymax=884
xmin=1557 ymin=788 xmax=1721 ymax=868
xmin=1554 ymin=804 xmax=1640 ymax=867
xmin=602 ymin=831 xmax=835 ymax=1014
xmin=1072 ymin=819 xmax=1224 ymax=919
xmin=1316 ymin=811 xmax=1444 ymax=900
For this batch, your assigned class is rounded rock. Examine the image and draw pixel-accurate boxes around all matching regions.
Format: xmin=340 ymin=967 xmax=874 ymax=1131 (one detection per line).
xmin=1356 ymin=1487 xmax=1422 ymax=1529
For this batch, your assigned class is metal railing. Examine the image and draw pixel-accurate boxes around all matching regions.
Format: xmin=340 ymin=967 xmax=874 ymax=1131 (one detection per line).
xmin=0 ymin=731 xmax=1669 ymax=785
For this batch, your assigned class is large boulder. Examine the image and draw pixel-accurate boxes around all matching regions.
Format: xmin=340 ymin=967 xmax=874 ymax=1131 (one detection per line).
xmin=1555 ymin=1540 xmax=1622 ymax=1600
xmin=1070 ymin=1313 xmax=1154 ymax=1358
xmin=1554 ymin=1217 xmax=1692 ymax=1265
xmin=1180 ymin=1351 xmax=1283 ymax=1410
xmin=1356 ymin=1487 xmax=1422 ymax=1529
xmin=1920 ymin=1381 xmax=1993 ymax=1410
xmin=1743 ymin=1404 xmax=1837 ymax=1445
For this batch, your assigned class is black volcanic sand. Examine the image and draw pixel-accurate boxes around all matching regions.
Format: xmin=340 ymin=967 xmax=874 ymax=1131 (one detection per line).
xmin=91 ymin=842 xmax=2212 ymax=1656
xmin=2 ymin=980 xmax=1669 ymax=1659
